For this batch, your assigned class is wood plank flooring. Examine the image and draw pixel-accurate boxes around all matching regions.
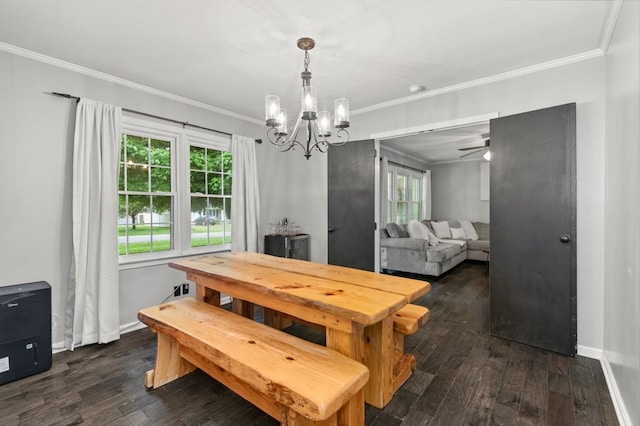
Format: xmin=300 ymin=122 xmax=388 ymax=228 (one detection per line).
xmin=1 ymin=262 xmax=618 ymax=425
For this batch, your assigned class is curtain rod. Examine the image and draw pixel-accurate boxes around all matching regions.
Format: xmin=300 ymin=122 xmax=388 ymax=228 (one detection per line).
xmin=386 ymin=159 xmax=427 ymax=174
xmin=50 ymin=92 xmax=263 ymax=143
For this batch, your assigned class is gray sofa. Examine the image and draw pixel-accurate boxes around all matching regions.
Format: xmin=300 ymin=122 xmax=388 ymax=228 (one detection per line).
xmin=380 ymin=220 xmax=489 ymax=277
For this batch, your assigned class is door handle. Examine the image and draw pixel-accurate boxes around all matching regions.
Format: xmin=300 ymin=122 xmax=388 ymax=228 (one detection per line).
xmin=560 ymin=234 xmax=571 ymax=243
xmin=328 ymin=227 xmax=335 ymax=233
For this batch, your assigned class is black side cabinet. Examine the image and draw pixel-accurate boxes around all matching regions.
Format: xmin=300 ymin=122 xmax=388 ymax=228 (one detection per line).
xmin=264 ymin=234 xmax=310 ymax=260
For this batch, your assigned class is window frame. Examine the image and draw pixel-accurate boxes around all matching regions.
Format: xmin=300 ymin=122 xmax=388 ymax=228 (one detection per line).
xmin=386 ymin=165 xmax=423 ymax=225
xmin=119 ymin=116 xmax=232 ymax=268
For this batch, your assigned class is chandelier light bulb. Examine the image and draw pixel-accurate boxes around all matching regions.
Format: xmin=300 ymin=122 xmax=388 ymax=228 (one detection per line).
xmin=265 ymin=95 xmax=280 ymax=127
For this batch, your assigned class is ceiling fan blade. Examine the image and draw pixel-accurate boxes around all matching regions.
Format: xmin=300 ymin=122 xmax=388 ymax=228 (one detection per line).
xmin=458 ymin=145 xmax=485 ymax=151
xmin=460 ymin=149 xmax=483 ymax=158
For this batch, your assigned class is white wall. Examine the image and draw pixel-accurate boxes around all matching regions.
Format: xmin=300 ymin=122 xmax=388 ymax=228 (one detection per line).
xmin=429 ymin=160 xmax=490 ymax=222
xmin=603 ymin=1 xmax=640 ymax=424
xmin=0 ymin=51 xmax=267 ymax=347
xmin=294 ymin=57 xmax=606 ymax=355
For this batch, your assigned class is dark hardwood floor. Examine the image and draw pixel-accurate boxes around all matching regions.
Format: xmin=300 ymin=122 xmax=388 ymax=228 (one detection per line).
xmin=1 ymin=262 xmax=618 ymax=425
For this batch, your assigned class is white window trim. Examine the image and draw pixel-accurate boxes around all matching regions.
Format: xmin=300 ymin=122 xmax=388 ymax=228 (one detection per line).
xmin=119 ymin=116 xmax=231 ymax=269
xmin=387 ymin=164 xmax=423 ymax=225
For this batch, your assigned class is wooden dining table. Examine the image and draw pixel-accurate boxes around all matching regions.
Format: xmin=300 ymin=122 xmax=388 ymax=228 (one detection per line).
xmin=169 ymin=252 xmax=430 ymax=408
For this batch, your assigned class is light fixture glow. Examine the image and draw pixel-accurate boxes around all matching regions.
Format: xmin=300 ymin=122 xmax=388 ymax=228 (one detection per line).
xmin=265 ymin=38 xmax=350 ymax=160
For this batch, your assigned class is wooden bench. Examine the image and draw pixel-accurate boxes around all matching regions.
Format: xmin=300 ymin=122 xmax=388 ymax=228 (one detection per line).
xmin=138 ymin=298 xmax=369 ymax=426
xmin=391 ymin=304 xmax=430 ymax=392
xmin=257 ymin=302 xmax=430 ymax=396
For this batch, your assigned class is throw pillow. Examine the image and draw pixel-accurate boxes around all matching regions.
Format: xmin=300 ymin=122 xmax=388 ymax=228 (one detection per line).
xmin=431 ymin=221 xmax=451 ymax=239
xmin=450 ymin=227 xmax=466 ymax=240
xmin=407 ymin=220 xmax=430 ymax=242
xmin=386 ymin=222 xmax=409 ymax=238
xmin=385 ymin=223 xmax=402 ymax=238
xmin=459 ymin=220 xmax=479 ymax=240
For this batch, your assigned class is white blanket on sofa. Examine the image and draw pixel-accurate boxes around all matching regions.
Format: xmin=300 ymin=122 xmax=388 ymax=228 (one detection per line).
xmin=439 ymin=239 xmax=467 ymax=247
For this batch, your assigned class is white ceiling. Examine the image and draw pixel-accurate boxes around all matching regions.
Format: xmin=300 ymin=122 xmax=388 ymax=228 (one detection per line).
xmin=0 ymin=0 xmax=616 ymax=162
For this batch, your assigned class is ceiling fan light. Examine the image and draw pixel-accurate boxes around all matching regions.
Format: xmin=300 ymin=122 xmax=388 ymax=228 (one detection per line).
xmin=483 ymin=150 xmax=492 ymax=161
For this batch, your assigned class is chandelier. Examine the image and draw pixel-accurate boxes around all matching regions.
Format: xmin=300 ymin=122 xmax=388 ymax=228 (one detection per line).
xmin=265 ymin=37 xmax=350 ymax=159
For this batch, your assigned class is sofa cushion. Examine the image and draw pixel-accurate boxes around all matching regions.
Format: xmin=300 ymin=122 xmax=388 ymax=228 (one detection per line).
xmin=386 ymin=222 xmax=409 ymax=238
xmin=431 ymin=221 xmax=451 ymax=239
xmin=426 ymin=242 xmax=462 ymax=263
xmin=472 ymin=222 xmax=490 ymax=241
xmin=450 ymin=227 xmax=466 ymax=239
xmin=459 ymin=220 xmax=479 ymax=240
xmin=467 ymin=239 xmax=490 ymax=251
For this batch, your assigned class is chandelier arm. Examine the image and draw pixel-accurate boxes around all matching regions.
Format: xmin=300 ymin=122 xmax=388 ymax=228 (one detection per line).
xmin=327 ymin=128 xmax=350 ymax=147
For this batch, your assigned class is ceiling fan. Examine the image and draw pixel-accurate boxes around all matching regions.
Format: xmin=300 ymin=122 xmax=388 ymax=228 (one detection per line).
xmin=458 ymin=135 xmax=490 ymax=159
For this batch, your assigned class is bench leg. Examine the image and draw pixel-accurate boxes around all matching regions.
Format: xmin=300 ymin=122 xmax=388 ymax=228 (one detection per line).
xmin=145 ymin=332 xmax=196 ymax=389
xmin=392 ymin=332 xmax=418 ymax=393
xmin=336 ymin=388 xmax=365 ymax=426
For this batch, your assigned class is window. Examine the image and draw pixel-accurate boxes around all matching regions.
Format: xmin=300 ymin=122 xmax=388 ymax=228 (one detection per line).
xmin=189 ymin=145 xmax=232 ymax=248
xmin=118 ymin=117 xmax=232 ymax=263
xmin=119 ymin=133 xmax=174 ymax=255
xmin=386 ymin=166 xmax=423 ymax=225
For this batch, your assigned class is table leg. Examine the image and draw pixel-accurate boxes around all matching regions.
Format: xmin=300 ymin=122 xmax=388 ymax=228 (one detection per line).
xmin=363 ymin=316 xmax=394 ymax=409
xmin=196 ymin=284 xmax=220 ymax=306
xmin=263 ymin=307 xmax=293 ymax=329
xmin=326 ymin=327 xmax=365 ymax=425
xmin=232 ymin=299 xmax=255 ymax=319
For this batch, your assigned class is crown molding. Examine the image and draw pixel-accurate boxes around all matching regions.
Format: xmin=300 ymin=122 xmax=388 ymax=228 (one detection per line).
xmin=353 ymin=1 xmax=622 ymax=117
xmin=0 ymin=42 xmax=263 ymax=126
xmin=352 ymin=49 xmax=604 ymax=116
xmin=599 ymin=0 xmax=623 ymax=54
xmin=2 ymin=0 xmax=621 ymax=125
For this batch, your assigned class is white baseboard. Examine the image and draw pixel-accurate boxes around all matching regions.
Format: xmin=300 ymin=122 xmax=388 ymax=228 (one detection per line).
xmin=601 ymin=354 xmax=632 ymax=426
xmin=577 ymin=344 xmax=603 ymax=359
xmin=52 ymin=295 xmax=233 ymax=355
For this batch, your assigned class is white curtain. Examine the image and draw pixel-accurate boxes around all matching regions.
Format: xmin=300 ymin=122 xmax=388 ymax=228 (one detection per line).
xmin=65 ymin=99 xmax=122 ymax=350
xmin=422 ymin=170 xmax=432 ymax=220
xmin=231 ymin=135 xmax=261 ymax=252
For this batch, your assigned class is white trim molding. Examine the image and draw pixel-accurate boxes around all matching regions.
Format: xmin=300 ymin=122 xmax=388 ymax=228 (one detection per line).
xmin=0 ymin=42 xmax=263 ymax=126
xmin=601 ymin=354 xmax=632 ymax=426
xmin=370 ymin=112 xmax=500 ymax=141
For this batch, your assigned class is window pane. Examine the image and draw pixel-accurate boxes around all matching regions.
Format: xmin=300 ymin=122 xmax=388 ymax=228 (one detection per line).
xmin=127 ymin=164 xmax=149 ymax=192
xmin=150 ymin=167 xmax=171 ymax=192
xmin=396 ymin=175 xmax=407 ymax=201
xmin=150 ymin=139 xmax=171 ymax=166
xmin=223 ymin=152 xmax=232 ymax=174
xmin=207 ymin=173 xmax=222 ymax=195
xmin=397 ymin=202 xmax=408 ymax=224
xmin=190 ymin=171 xmax=206 ymax=194
xmin=387 ymin=172 xmax=393 ymax=201
xmin=413 ymin=177 xmax=421 ymax=200
xmin=190 ymin=146 xmax=206 ymax=170
xmin=223 ymin=175 xmax=232 ymax=195
xmin=126 ymin=135 xmax=148 ymax=164
xmin=207 ymin=149 xmax=222 ymax=172
xmin=412 ymin=202 xmax=421 ymax=221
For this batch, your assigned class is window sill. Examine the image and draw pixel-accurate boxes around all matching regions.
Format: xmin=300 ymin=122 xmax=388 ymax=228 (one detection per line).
xmin=118 ymin=245 xmax=231 ymax=271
